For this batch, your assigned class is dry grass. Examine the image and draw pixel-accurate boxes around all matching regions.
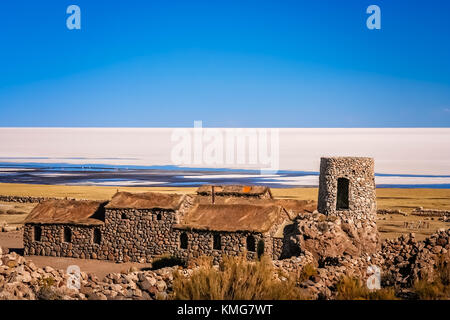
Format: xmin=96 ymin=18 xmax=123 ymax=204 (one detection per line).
xmin=173 ymin=255 xmax=310 ymax=300
xmin=298 ymin=264 xmax=318 ymax=282
xmin=0 ymin=202 xmax=36 ymax=227
xmin=377 ymin=214 xmax=449 ymax=241
xmin=413 ymin=256 xmax=450 ymax=300
xmin=335 ymin=276 xmax=398 ymax=300
xmin=1 ymin=183 xmax=450 ymax=212
xmin=0 ymin=183 xmax=197 ymax=200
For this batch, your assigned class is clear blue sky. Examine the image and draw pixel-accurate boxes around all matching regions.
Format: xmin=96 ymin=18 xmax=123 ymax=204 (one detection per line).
xmin=0 ymin=0 xmax=449 ymax=127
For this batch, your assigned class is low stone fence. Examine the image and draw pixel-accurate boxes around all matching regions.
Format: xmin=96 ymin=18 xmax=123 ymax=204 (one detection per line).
xmin=0 ymin=195 xmax=84 ymax=203
xmin=272 ymin=253 xmax=315 ymax=275
xmin=403 ymin=221 xmax=430 ymax=230
xmin=410 ymin=207 xmax=450 ymax=217
xmin=377 ymin=209 xmax=407 ymax=216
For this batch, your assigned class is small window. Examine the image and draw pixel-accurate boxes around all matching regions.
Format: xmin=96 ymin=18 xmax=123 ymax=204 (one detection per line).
xmin=93 ymin=228 xmax=101 ymax=244
xmin=246 ymin=235 xmax=255 ymax=252
xmin=34 ymin=225 xmax=42 ymax=242
xmin=156 ymin=213 xmax=162 ymax=221
xmin=336 ymin=177 xmax=350 ymax=210
xmin=121 ymin=212 xmax=127 ymax=219
xmin=257 ymin=240 xmax=265 ymax=258
xmin=213 ymin=234 xmax=221 ymax=250
xmin=180 ymin=232 xmax=188 ymax=249
xmin=63 ymin=227 xmax=72 ymax=243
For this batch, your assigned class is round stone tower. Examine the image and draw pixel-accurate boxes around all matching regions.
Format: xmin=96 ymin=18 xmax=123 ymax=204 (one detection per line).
xmin=318 ymin=157 xmax=376 ymax=220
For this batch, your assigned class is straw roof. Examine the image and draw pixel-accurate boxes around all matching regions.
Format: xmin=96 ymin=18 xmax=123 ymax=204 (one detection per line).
xmin=25 ymin=200 xmax=106 ymax=226
xmin=194 ymin=196 xmax=316 ymax=219
xmin=196 ymin=185 xmax=272 ymax=198
xmin=105 ymin=191 xmax=185 ymax=210
xmin=273 ymin=199 xmax=317 ymax=219
xmin=174 ymin=203 xmax=285 ymax=233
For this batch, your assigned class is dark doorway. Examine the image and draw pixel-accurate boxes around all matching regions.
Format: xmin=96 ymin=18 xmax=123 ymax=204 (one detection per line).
xmin=213 ymin=234 xmax=221 ymax=250
xmin=63 ymin=227 xmax=72 ymax=243
xmin=93 ymin=228 xmax=101 ymax=244
xmin=257 ymin=240 xmax=265 ymax=258
xmin=34 ymin=225 xmax=42 ymax=241
xmin=246 ymin=235 xmax=256 ymax=252
xmin=180 ymin=232 xmax=188 ymax=249
xmin=336 ymin=177 xmax=350 ymax=210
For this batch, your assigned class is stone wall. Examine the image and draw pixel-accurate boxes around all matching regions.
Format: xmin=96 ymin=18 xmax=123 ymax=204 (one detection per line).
xmin=411 ymin=207 xmax=450 ymax=217
xmin=173 ymin=229 xmax=267 ymax=264
xmin=24 ymin=206 xmax=274 ymax=264
xmin=377 ymin=208 xmax=407 ymax=215
xmin=318 ymin=157 xmax=376 ymax=220
xmin=0 ymin=195 xmax=81 ymax=203
xmin=102 ymin=208 xmax=180 ymax=263
xmin=23 ymin=223 xmax=106 ymax=259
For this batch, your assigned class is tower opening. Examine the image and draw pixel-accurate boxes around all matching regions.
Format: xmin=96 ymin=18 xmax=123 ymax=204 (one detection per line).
xmin=336 ymin=177 xmax=349 ymax=210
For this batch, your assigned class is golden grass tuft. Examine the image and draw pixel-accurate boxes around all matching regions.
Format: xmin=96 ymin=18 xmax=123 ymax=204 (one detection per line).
xmin=173 ymin=255 xmax=310 ymax=300
xmin=336 ymin=276 xmax=398 ymax=300
xmin=298 ymin=263 xmax=318 ymax=282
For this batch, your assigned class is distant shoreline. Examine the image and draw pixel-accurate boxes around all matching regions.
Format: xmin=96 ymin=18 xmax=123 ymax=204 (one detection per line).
xmin=1 ymin=162 xmax=450 ymax=188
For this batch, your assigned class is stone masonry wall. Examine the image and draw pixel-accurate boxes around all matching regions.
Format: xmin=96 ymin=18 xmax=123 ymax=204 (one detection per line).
xmin=102 ymin=208 xmax=179 ymax=263
xmin=24 ymin=206 xmax=274 ymax=264
xmin=23 ymin=223 xmax=106 ymax=259
xmin=0 ymin=195 xmax=82 ymax=203
xmin=173 ymin=230 xmax=267 ymax=264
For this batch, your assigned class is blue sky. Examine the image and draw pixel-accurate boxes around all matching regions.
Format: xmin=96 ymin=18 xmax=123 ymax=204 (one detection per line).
xmin=0 ymin=0 xmax=449 ymax=127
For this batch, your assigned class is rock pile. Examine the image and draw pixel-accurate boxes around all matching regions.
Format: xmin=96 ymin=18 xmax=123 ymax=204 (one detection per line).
xmin=0 ymin=247 xmax=175 ymax=300
xmin=286 ymin=212 xmax=379 ymax=261
xmin=286 ymin=228 xmax=450 ymax=299
xmin=380 ymin=229 xmax=450 ymax=287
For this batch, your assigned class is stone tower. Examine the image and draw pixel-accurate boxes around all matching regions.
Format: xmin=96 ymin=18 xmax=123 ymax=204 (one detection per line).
xmin=318 ymin=157 xmax=376 ymax=220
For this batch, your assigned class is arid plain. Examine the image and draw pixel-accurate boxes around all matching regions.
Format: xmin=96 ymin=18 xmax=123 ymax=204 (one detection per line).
xmin=1 ymin=183 xmax=450 ymax=240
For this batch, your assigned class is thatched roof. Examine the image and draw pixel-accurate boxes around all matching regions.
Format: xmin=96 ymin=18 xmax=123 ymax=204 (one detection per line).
xmin=272 ymin=199 xmax=317 ymax=219
xmin=174 ymin=203 xmax=285 ymax=233
xmin=194 ymin=195 xmax=316 ymax=219
xmin=25 ymin=200 xmax=106 ymax=225
xmin=105 ymin=191 xmax=185 ymax=210
xmin=196 ymin=185 xmax=272 ymax=198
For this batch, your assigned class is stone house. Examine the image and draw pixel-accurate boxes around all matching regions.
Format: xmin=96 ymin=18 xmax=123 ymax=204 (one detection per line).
xmin=23 ymin=157 xmax=377 ymax=264
xmin=23 ymin=187 xmax=315 ymax=263
xmin=23 ymin=199 xmax=107 ymax=259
